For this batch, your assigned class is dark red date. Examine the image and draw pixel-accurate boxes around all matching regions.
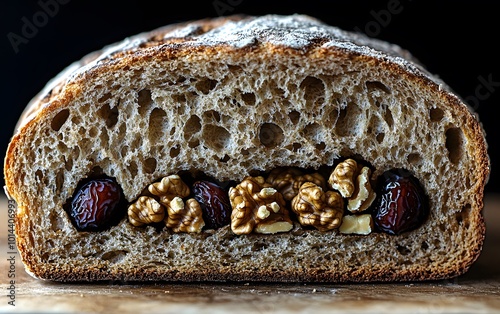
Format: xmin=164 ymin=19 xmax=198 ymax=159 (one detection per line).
xmin=192 ymin=180 xmax=231 ymax=229
xmin=69 ymin=178 xmax=123 ymax=231
xmin=372 ymin=169 xmax=429 ymax=235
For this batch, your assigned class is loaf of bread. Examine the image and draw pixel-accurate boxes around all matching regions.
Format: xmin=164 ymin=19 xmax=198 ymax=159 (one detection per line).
xmin=4 ymin=14 xmax=490 ymax=282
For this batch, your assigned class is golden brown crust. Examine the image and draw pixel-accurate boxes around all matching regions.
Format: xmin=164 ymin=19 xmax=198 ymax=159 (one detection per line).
xmin=4 ymin=14 xmax=489 ymax=282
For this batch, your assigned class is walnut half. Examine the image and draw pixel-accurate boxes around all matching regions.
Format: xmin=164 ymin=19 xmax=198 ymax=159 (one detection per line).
xmin=148 ymin=174 xmax=190 ymax=206
xmin=128 ymin=196 xmax=165 ymax=227
xmin=166 ymin=197 xmax=205 ymax=233
xmin=229 ymin=176 xmax=293 ymax=235
xmin=328 ymin=159 xmax=376 ymax=213
xmin=347 ymin=166 xmax=377 ymax=213
xmin=291 ymin=182 xmax=344 ymax=232
xmin=127 ymin=175 xmax=205 ymax=233
xmin=328 ymin=159 xmax=358 ymax=198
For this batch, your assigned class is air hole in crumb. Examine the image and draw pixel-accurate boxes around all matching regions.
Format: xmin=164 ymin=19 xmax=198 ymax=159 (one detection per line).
xmin=203 ymin=125 xmax=231 ymax=151
xmin=176 ymin=76 xmax=187 ymax=84
xmin=177 ymin=105 xmax=186 ymax=116
xmin=438 ymin=223 xmax=446 ymax=232
xmin=128 ymin=161 xmax=138 ymax=177
xmin=195 ymin=78 xmax=217 ymax=95
xmin=465 ymin=175 xmax=472 ymax=189
xmin=97 ymin=103 xmax=119 ymax=128
xmin=286 ymin=142 xmax=302 ymax=152
xmin=138 ymin=89 xmax=153 ymax=115
xmin=184 ymin=115 xmax=202 ymax=140
xmin=430 ymin=107 xmax=444 ymax=122
xmin=98 ymin=92 xmax=112 ymax=103
xmin=365 ymin=81 xmax=391 ymax=94
xmin=73 ymin=146 xmax=80 ymax=160
xmin=64 ymin=156 xmax=73 ymax=171
xmin=445 ymin=127 xmax=464 ymax=164
xmin=315 ymin=142 xmax=326 ymax=150
xmin=376 ymin=133 xmax=385 ymax=143
xmin=197 ymin=158 xmax=206 ymax=167
xmin=51 ymin=109 xmax=70 ymax=131
xmin=55 ymin=169 xmax=64 ymax=193
xmin=432 ymin=239 xmax=442 ymax=249
xmin=251 ymin=241 xmax=268 ymax=252
xmin=407 ymin=153 xmax=421 ymax=165
xmin=120 ymin=146 xmax=129 ymax=158
xmin=407 ymin=97 xmax=416 ymax=108
xmin=288 ymin=110 xmax=301 ymax=124
xmin=149 ymin=108 xmax=167 ymax=141
xmin=396 ymin=244 xmax=410 ymax=256
xmin=35 ymin=169 xmax=43 ymax=182
xmin=172 ymin=94 xmax=186 ymax=103
xmin=241 ymin=92 xmax=256 ymax=106
xmin=170 ymin=146 xmax=180 ymax=158
xmin=40 ymin=252 xmax=50 ymax=262
xmin=259 ymin=123 xmax=284 ymax=148
xmin=99 ymin=127 xmax=109 ymax=145
xmin=236 ymin=121 xmax=248 ymax=133
xmin=203 ymin=110 xmax=221 ymax=123
xmin=118 ymin=123 xmax=126 ymax=141
xmin=335 ymin=102 xmax=362 ymax=136
xmin=188 ymin=139 xmax=200 ymax=148
xmin=220 ymin=154 xmax=230 ymax=163
xmin=456 ymin=204 xmax=471 ymax=227
xmin=421 ymin=241 xmax=429 ymax=250
xmin=143 ymin=157 xmax=157 ymax=174
xmin=133 ymin=69 xmax=142 ymax=78
xmin=71 ymin=115 xmax=81 ymax=125
xmin=300 ymin=76 xmax=325 ymax=108
xmin=303 ymin=123 xmax=321 ymax=140
xmin=383 ymin=107 xmax=394 ymax=128
xmin=101 ymin=250 xmax=128 ymax=263
xmin=228 ymin=65 xmax=243 ymax=74
xmin=89 ymin=127 xmax=97 ymax=138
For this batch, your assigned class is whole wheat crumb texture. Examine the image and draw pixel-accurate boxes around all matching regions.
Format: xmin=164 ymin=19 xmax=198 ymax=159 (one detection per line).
xmin=4 ymin=14 xmax=489 ymax=282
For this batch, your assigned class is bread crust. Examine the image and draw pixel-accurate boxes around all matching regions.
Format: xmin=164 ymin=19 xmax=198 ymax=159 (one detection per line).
xmin=4 ymin=14 xmax=489 ymax=282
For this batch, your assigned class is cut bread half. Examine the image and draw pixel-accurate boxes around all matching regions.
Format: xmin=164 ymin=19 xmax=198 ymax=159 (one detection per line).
xmin=4 ymin=14 xmax=489 ymax=282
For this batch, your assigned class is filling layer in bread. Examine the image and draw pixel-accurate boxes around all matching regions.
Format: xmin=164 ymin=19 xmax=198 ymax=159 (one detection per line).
xmin=64 ymin=158 xmax=429 ymax=236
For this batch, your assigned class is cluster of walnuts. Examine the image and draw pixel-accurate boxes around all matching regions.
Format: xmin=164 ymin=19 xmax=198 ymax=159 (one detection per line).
xmin=262 ymin=158 xmax=376 ymax=234
xmin=127 ymin=159 xmax=376 ymax=235
xmin=127 ymin=175 xmax=205 ymax=233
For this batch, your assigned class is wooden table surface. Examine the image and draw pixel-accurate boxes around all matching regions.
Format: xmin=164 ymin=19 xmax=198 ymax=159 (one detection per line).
xmin=1 ymin=194 xmax=499 ymax=314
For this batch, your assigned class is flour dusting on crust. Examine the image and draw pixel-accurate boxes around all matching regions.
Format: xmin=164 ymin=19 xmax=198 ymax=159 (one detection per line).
xmin=15 ymin=14 xmax=446 ymax=133
xmin=163 ymin=15 xmax=411 ymax=60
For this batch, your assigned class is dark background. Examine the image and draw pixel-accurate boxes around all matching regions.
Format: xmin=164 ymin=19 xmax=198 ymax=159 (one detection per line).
xmin=1 ymin=0 xmax=498 ymax=193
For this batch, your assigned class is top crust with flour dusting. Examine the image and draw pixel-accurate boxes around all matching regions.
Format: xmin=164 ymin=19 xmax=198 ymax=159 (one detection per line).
xmin=4 ymin=14 xmax=490 ymax=282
